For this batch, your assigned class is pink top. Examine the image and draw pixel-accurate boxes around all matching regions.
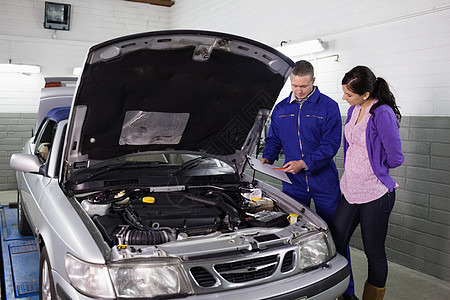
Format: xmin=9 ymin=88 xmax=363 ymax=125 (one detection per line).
xmin=340 ymin=101 xmax=389 ymax=204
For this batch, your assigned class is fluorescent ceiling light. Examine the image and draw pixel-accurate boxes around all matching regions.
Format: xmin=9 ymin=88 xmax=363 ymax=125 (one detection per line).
xmin=0 ymin=63 xmax=41 ymax=74
xmin=276 ymin=39 xmax=325 ymax=57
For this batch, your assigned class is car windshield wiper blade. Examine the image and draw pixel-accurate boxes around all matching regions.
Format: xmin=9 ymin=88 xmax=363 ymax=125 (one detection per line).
xmin=70 ymin=161 xmax=168 ymax=184
xmin=171 ymin=156 xmax=207 ymax=176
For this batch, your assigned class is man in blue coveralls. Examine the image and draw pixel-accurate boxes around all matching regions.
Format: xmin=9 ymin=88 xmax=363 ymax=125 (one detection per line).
xmin=261 ymin=60 xmax=357 ymax=300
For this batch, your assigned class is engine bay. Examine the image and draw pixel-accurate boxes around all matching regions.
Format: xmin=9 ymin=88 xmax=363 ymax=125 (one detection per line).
xmin=77 ymin=185 xmax=303 ymax=248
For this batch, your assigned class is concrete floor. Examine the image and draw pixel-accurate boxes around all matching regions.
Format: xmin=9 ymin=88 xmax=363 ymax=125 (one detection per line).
xmin=350 ymin=247 xmax=450 ymax=299
xmin=0 ymin=190 xmax=449 ymax=300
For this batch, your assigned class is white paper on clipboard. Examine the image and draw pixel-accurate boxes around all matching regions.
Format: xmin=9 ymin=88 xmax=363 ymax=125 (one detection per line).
xmin=246 ymin=155 xmax=292 ymax=184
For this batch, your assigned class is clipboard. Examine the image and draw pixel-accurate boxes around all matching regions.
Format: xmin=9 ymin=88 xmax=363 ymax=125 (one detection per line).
xmin=246 ymin=155 xmax=292 ymax=184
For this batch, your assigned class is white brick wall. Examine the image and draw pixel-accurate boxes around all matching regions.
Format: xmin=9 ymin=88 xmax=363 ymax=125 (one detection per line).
xmin=0 ymin=0 xmax=171 ymax=113
xmin=1 ymin=0 xmax=450 ymax=115
xmin=171 ymin=0 xmax=450 ymax=116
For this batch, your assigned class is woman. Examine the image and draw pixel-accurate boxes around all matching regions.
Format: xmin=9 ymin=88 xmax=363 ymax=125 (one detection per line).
xmin=333 ymin=66 xmax=404 ymax=300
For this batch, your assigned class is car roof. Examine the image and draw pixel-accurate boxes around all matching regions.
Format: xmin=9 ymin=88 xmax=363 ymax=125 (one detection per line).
xmin=45 ymin=106 xmax=70 ymax=123
xmin=35 ymin=77 xmax=77 ymax=131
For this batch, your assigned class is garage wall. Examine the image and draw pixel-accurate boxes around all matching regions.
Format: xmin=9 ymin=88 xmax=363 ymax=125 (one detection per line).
xmin=171 ymin=0 xmax=450 ymax=116
xmin=0 ymin=0 xmax=449 ymax=283
xmin=0 ymin=0 xmax=171 ymax=113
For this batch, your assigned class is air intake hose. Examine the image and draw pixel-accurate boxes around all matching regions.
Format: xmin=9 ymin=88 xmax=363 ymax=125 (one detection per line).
xmin=184 ymin=193 xmax=241 ymax=229
xmin=120 ymin=228 xmax=171 ymax=245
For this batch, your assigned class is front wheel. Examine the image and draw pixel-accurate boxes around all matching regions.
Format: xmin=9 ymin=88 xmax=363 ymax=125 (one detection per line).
xmin=39 ymin=246 xmax=56 ymax=300
xmin=17 ymin=190 xmax=32 ymax=236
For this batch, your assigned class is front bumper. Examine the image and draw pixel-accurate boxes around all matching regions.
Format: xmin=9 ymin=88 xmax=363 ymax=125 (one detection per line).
xmin=53 ymin=254 xmax=349 ymax=300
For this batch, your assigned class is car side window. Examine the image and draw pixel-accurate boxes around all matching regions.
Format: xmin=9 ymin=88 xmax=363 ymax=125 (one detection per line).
xmin=34 ymin=119 xmax=57 ymax=163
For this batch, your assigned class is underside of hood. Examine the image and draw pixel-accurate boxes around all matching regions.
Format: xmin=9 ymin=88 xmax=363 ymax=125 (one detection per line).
xmin=64 ymin=30 xmax=293 ymax=174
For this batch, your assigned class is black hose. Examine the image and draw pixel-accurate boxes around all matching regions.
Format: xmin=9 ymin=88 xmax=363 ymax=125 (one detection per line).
xmin=123 ymin=206 xmax=147 ymax=230
xmin=122 ymin=229 xmax=170 ymax=245
xmin=184 ymin=193 xmax=241 ymax=229
xmin=207 ymin=190 xmax=236 ymax=207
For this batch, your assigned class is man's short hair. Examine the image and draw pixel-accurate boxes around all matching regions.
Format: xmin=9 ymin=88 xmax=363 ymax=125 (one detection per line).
xmin=292 ymin=60 xmax=314 ymax=78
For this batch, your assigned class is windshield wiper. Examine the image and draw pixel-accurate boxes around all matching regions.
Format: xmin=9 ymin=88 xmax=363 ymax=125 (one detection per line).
xmin=69 ymin=161 xmax=168 ymax=184
xmin=171 ymin=156 xmax=207 ymax=176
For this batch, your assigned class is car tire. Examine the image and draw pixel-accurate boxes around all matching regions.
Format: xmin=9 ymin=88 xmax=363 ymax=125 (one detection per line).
xmin=39 ymin=245 xmax=56 ymax=300
xmin=17 ymin=190 xmax=32 ymax=236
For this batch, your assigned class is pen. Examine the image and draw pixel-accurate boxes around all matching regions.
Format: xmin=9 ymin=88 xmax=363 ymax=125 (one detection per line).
xmin=273 ymin=167 xmax=286 ymax=170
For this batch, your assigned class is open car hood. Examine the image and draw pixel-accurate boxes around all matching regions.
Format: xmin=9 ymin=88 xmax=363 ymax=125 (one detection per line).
xmin=63 ymin=30 xmax=293 ymax=179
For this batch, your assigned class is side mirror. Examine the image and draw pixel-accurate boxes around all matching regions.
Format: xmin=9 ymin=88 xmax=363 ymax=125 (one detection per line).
xmin=10 ymin=153 xmax=42 ymax=174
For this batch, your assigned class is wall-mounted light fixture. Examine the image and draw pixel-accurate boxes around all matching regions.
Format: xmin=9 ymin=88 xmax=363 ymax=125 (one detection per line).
xmin=276 ymin=39 xmax=325 ymax=57
xmin=44 ymin=2 xmax=71 ymax=31
xmin=0 ymin=63 xmax=41 ymax=74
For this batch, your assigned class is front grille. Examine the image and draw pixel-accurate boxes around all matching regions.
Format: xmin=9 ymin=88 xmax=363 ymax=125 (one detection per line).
xmin=281 ymin=250 xmax=295 ymax=272
xmin=214 ymin=255 xmax=278 ymax=283
xmin=190 ymin=267 xmax=217 ymax=287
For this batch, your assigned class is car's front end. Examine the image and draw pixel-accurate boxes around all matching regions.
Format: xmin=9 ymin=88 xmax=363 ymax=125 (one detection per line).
xmin=55 ymin=175 xmax=349 ymax=299
xmin=53 ymin=150 xmax=348 ymax=299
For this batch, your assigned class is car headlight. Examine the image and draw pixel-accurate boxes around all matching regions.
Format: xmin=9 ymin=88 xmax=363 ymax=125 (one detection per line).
xmin=108 ymin=258 xmax=193 ymax=298
xmin=65 ymin=254 xmax=193 ymax=298
xmin=295 ymin=232 xmax=336 ymax=270
xmin=65 ymin=253 xmax=116 ymax=298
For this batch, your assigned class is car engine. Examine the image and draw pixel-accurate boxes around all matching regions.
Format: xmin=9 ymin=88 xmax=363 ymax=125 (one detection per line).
xmin=78 ymin=186 xmax=294 ymax=248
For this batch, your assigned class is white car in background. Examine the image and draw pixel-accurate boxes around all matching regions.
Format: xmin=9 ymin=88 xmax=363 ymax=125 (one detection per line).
xmin=11 ymin=30 xmax=349 ymax=300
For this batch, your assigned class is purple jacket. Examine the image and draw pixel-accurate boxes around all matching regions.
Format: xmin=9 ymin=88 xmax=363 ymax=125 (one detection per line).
xmin=344 ymin=104 xmax=404 ymax=191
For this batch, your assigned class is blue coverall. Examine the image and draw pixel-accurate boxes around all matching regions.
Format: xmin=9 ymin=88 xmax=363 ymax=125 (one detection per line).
xmin=263 ymin=87 xmax=355 ymax=295
xmin=263 ymin=87 xmax=342 ymax=223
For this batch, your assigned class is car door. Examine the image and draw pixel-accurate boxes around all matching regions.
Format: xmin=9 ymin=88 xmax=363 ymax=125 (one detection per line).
xmin=20 ymin=118 xmax=58 ymax=233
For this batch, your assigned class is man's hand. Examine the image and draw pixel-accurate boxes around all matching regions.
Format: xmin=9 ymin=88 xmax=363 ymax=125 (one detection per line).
xmin=260 ymin=158 xmax=272 ymax=164
xmin=283 ymin=160 xmax=306 ymax=174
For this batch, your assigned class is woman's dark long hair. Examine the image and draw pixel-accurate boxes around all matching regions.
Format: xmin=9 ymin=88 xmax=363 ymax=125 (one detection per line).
xmin=342 ymin=66 xmax=401 ymax=123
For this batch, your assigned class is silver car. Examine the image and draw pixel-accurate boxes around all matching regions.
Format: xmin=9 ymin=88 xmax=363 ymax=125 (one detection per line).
xmin=10 ymin=30 xmax=349 ymax=300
